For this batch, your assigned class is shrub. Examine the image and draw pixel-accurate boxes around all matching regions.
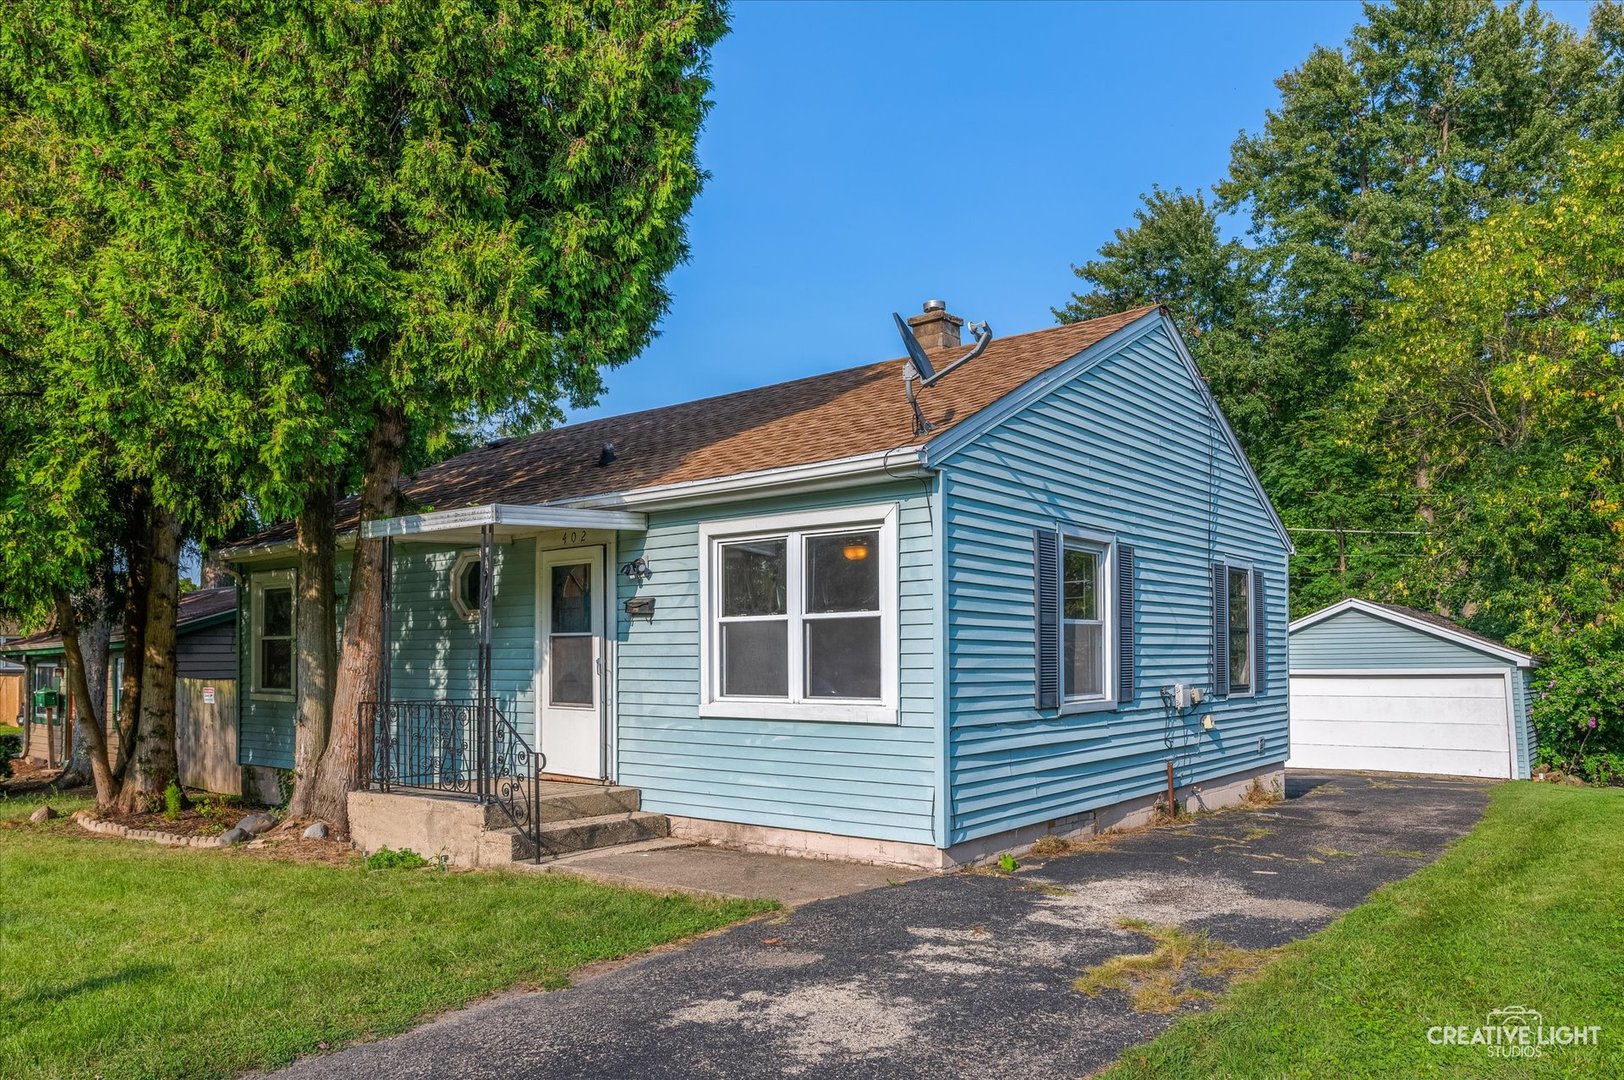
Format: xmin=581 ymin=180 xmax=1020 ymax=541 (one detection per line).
xmin=1530 ymin=651 xmax=1624 ymax=785
xmin=162 ymin=781 xmax=183 ymax=821
xmin=365 ymin=846 xmax=429 ymax=870
xmin=0 ymin=733 xmax=19 ymax=780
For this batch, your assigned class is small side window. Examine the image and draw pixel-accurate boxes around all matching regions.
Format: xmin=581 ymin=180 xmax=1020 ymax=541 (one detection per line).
xmin=251 ymin=571 xmax=296 ymax=698
xmin=450 ymin=551 xmax=483 ymax=620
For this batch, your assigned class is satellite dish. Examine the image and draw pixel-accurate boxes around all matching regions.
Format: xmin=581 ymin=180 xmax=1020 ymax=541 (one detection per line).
xmin=892 ymin=312 xmax=936 ymax=381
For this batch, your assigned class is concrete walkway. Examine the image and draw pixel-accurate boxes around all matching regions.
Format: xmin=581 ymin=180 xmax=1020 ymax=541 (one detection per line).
xmin=263 ymin=772 xmax=1491 ymax=1080
xmin=525 ymin=837 xmax=926 ymax=907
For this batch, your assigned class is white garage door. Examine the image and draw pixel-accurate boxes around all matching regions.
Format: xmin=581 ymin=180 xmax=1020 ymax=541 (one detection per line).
xmin=1288 ymin=672 xmax=1513 ymax=778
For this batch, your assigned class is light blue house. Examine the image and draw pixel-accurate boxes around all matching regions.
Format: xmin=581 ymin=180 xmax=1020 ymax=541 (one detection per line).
xmin=223 ymin=302 xmax=1294 ymax=868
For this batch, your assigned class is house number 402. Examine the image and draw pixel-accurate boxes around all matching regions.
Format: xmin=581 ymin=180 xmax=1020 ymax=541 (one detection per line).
xmin=558 ymin=530 xmax=589 ymax=545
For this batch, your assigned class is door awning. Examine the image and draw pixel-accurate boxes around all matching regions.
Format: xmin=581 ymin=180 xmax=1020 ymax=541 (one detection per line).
xmin=360 ymin=503 xmax=647 ymax=544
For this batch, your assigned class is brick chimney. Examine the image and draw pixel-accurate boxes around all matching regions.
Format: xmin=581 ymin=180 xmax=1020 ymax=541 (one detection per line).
xmin=907 ymin=299 xmax=963 ymax=350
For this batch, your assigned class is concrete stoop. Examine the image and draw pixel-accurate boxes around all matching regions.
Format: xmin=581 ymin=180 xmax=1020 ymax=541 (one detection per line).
xmin=349 ymin=783 xmax=669 ymax=869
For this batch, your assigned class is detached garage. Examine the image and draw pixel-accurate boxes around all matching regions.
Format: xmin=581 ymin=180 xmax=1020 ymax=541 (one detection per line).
xmin=1288 ymin=599 xmax=1537 ymax=780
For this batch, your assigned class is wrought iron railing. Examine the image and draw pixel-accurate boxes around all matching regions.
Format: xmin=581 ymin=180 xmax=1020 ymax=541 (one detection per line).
xmin=363 ymin=697 xmax=545 ymax=861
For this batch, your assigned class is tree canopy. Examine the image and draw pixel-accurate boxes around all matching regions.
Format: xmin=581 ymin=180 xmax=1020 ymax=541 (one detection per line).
xmin=1059 ymin=0 xmax=1624 ymax=778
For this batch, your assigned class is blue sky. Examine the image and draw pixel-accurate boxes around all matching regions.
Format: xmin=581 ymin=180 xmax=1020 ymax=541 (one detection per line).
xmin=570 ymin=0 xmax=1595 ymax=422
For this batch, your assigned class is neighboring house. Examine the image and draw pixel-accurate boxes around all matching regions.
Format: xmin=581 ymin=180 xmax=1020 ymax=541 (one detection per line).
xmin=221 ymin=303 xmax=1294 ymax=869
xmin=1287 ymin=598 xmax=1538 ymax=780
xmin=0 ymin=587 xmax=248 ymax=794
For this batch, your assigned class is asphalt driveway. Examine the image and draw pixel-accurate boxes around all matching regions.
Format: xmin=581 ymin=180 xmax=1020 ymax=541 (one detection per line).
xmin=263 ymin=771 xmax=1490 ymax=1080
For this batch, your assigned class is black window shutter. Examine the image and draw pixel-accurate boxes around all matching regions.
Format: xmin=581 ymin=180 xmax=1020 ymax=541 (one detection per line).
xmin=1211 ymin=563 xmax=1230 ymax=697
xmin=1034 ymin=528 xmax=1061 ymax=711
xmin=1252 ymin=566 xmax=1267 ymax=694
xmin=1116 ymin=544 xmax=1136 ymax=704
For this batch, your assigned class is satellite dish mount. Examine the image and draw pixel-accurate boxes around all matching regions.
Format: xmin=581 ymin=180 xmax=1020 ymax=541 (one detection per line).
xmin=893 ymin=308 xmax=993 ymax=436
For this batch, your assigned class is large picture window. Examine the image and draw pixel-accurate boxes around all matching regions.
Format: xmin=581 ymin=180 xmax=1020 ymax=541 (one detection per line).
xmin=701 ymin=506 xmax=897 ymax=724
xmin=252 ymin=570 xmax=295 ymax=699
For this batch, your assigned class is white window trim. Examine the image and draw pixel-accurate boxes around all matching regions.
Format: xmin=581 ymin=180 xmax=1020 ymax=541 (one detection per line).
xmin=1222 ymin=557 xmax=1258 ymax=699
xmin=1059 ymin=525 xmax=1118 ymax=715
xmin=698 ymin=503 xmax=899 ymax=725
xmin=450 ymin=550 xmax=482 ymax=621
xmin=250 ymin=569 xmax=296 ymax=701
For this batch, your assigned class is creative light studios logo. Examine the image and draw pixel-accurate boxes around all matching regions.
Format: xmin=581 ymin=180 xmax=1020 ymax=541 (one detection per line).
xmin=1427 ymin=1005 xmax=1603 ymax=1059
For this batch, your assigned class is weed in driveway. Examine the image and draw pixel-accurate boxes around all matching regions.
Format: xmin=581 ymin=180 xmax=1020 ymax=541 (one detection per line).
xmin=1028 ymin=834 xmax=1077 ymax=858
xmin=1239 ymin=778 xmax=1283 ymax=808
xmin=1074 ymin=919 xmax=1276 ymax=1014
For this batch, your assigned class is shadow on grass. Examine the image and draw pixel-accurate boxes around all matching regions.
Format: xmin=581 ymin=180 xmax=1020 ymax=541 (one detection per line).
xmin=7 ymin=964 xmax=171 ymax=1008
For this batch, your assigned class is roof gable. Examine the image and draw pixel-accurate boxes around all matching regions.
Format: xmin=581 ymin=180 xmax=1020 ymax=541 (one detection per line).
xmin=1290 ymin=598 xmax=1535 ymax=667
xmin=921 ymin=311 xmax=1293 ymax=553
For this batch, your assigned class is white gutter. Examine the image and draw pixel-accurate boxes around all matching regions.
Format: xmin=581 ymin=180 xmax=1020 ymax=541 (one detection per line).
xmin=558 ymin=446 xmax=929 ymax=512
xmin=361 ymin=502 xmax=647 ymax=539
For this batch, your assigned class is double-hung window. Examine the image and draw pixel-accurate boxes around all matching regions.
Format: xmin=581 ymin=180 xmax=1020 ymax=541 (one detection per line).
xmin=1211 ymin=560 xmax=1265 ymax=698
xmin=1227 ymin=566 xmax=1252 ymax=694
xmin=251 ymin=570 xmax=296 ymax=699
xmin=1035 ymin=526 xmax=1134 ymax=714
xmin=1063 ymin=538 xmax=1110 ymax=702
xmin=701 ymin=505 xmax=898 ymax=724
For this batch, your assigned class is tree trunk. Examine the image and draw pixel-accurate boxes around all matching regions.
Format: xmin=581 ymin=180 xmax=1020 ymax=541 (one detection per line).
xmin=115 ymin=506 xmax=183 ymax=814
xmin=113 ymin=492 xmax=153 ymax=780
xmin=53 ymin=589 xmax=116 ymax=807
xmin=308 ymin=405 xmax=405 ymax=834
xmin=286 ymin=473 xmax=337 ymax=818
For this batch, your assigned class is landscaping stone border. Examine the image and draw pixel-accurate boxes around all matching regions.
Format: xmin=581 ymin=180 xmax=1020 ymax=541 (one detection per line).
xmin=74 ymin=812 xmax=232 ymax=849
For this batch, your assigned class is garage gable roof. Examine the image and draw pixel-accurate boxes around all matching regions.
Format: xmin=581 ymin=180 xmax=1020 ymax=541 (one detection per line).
xmin=1289 ymin=599 xmax=1536 ymax=668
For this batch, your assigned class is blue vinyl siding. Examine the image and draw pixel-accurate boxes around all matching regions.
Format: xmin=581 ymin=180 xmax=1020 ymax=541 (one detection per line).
xmin=237 ymin=543 xmax=536 ymax=769
xmin=614 ymin=482 xmax=940 ymax=846
xmin=940 ymin=322 xmax=1292 ymax=844
xmin=387 ymin=542 xmax=537 ymax=737
xmin=1289 ymin=608 xmax=1514 ymax=670
xmin=1290 ymin=607 xmax=1536 ymax=779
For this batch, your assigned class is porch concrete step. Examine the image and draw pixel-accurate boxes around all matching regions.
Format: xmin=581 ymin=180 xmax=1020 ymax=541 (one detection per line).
xmin=479 ymin=783 xmax=642 ymax=829
xmin=481 ymin=811 xmax=670 ymax=865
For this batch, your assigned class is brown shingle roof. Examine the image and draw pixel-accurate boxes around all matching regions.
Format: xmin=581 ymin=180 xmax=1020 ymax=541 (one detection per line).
xmin=228 ymin=306 xmax=1160 ymax=550
xmin=0 ymin=587 xmax=237 ymax=655
xmin=1368 ymin=601 xmax=1535 ymax=661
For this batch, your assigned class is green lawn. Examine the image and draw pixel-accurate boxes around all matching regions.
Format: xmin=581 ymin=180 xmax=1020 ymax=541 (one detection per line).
xmin=0 ymin=793 xmax=771 ymax=1080
xmin=1100 ymin=782 xmax=1624 ymax=1078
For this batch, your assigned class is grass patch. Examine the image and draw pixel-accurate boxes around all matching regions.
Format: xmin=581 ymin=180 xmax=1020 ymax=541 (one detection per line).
xmin=1097 ymin=782 xmax=1624 ymax=1078
xmin=1243 ymin=826 xmax=1274 ymax=841
xmin=0 ymin=812 xmax=772 ymax=1079
xmin=1075 ymin=919 xmax=1275 ymax=1014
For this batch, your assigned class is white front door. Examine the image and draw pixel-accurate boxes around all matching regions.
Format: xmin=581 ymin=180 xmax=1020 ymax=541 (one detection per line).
xmin=538 ymin=545 xmax=605 ymax=779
